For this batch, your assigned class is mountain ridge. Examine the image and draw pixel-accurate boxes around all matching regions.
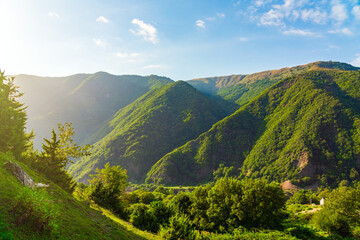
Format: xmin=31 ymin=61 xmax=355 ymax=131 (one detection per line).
xmin=147 ymin=69 xmax=360 ymax=187
xmin=69 ymin=80 xmax=227 ymax=183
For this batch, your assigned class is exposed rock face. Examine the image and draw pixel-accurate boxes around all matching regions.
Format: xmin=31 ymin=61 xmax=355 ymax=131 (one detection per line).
xmin=4 ymin=161 xmax=35 ymax=188
xmin=4 ymin=161 xmax=49 ymax=188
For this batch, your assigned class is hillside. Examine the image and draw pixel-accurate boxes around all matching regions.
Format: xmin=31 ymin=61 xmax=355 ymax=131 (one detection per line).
xmin=188 ymin=61 xmax=359 ymax=108
xmin=69 ymin=81 xmax=226 ymax=183
xmin=0 ymin=152 xmax=149 ymax=240
xmin=147 ymin=69 xmax=360 ymax=186
xmin=15 ymin=73 xmax=173 ymax=148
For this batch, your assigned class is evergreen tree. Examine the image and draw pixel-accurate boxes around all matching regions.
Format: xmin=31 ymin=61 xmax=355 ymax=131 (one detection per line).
xmin=37 ymin=123 xmax=90 ymax=192
xmin=0 ymin=71 xmax=27 ymax=158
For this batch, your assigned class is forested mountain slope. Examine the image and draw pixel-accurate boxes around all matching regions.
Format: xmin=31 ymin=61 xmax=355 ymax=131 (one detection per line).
xmin=15 ymin=73 xmax=172 ymax=147
xmin=147 ymin=69 xmax=360 ymax=186
xmin=69 ymin=81 xmax=226 ymax=183
xmin=188 ymin=61 xmax=359 ymax=109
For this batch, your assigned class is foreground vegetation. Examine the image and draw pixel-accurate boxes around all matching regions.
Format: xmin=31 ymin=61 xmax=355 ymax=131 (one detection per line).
xmin=79 ymin=164 xmax=360 ymax=239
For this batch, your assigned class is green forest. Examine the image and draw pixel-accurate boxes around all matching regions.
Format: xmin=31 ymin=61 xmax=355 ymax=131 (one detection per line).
xmin=1 ymin=62 xmax=360 ymax=239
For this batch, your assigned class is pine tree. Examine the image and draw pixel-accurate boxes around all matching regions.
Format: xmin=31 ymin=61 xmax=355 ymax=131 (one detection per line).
xmin=38 ymin=123 xmax=90 ymax=193
xmin=0 ymin=71 xmax=27 ymax=157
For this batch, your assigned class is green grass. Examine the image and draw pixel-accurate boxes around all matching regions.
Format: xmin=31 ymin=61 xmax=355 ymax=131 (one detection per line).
xmin=0 ymin=152 xmax=148 ymax=240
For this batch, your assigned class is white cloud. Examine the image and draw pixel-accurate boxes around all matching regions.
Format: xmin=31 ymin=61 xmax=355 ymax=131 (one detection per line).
xmin=96 ymin=16 xmax=109 ymax=23
xmin=143 ymin=65 xmax=167 ymax=69
xmin=351 ymin=54 xmax=360 ymax=66
xmin=328 ymin=28 xmax=354 ymax=36
xmin=352 ymin=5 xmax=360 ymax=20
xmin=196 ymin=20 xmax=206 ymax=28
xmin=351 ymin=55 xmax=360 ymax=67
xmin=258 ymin=0 xmax=307 ymax=26
xmin=330 ymin=0 xmax=348 ymax=24
xmin=93 ymin=38 xmax=106 ymax=48
xmin=116 ymin=52 xmax=140 ymax=58
xmin=217 ymin=13 xmax=226 ymax=18
xmin=328 ymin=44 xmax=339 ymax=49
xmin=282 ymin=28 xmax=318 ymax=36
xmin=260 ymin=9 xmax=284 ymax=26
xmin=130 ymin=19 xmax=158 ymax=44
xmin=237 ymin=37 xmax=248 ymax=41
xmin=301 ymin=9 xmax=328 ymax=24
xmin=48 ymin=11 xmax=59 ymax=18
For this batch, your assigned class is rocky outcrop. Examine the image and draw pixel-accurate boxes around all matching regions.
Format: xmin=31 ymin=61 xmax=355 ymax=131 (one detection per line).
xmin=4 ymin=161 xmax=48 ymax=188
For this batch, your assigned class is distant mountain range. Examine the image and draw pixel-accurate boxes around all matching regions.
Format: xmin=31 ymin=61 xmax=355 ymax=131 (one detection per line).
xmin=15 ymin=73 xmax=172 ymax=148
xmin=16 ymin=61 xmax=360 ymax=187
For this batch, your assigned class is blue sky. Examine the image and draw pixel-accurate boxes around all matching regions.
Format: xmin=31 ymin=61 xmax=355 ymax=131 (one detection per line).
xmin=0 ymin=0 xmax=359 ymax=80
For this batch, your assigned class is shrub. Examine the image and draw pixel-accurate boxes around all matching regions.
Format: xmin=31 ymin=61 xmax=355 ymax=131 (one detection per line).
xmin=159 ymin=214 xmax=196 ymax=240
xmin=87 ymin=162 xmax=128 ymax=219
xmin=0 ymin=212 xmax=13 ymax=240
xmin=312 ymin=187 xmax=360 ymax=237
xmin=12 ymin=187 xmax=58 ymax=233
xmin=130 ymin=203 xmax=157 ymax=232
xmin=138 ymin=191 xmax=155 ymax=204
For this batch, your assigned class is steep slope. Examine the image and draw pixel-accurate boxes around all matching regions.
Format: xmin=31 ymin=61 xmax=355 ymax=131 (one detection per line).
xmin=15 ymin=73 xmax=172 ymax=148
xmin=0 ymin=152 xmax=148 ymax=240
xmin=69 ymin=81 xmax=226 ymax=183
xmin=188 ymin=61 xmax=359 ymax=109
xmin=147 ymin=69 xmax=360 ymax=186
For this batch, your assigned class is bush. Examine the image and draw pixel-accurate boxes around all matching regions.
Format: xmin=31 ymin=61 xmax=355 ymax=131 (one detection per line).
xmin=150 ymin=201 xmax=172 ymax=228
xmin=130 ymin=203 xmax=157 ymax=232
xmin=285 ymin=224 xmax=319 ymax=240
xmin=87 ymin=162 xmax=128 ymax=218
xmin=312 ymin=187 xmax=360 ymax=237
xmin=12 ymin=187 xmax=58 ymax=233
xmin=0 ymin=212 xmax=13 ymax=240
xmin=138 ymin=191 xmax=155 ymax=204
xmin=159 ymin=214 xmax=196 ymax=240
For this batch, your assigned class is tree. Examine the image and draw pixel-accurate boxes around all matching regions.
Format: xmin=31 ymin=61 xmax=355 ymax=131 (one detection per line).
xmin=206 ymin=178 xmax=286 ymax=232
xmin=159 ymin=214 xmax=196 ymax=240
xmin=213 ymin=164 xmax=237 ymax=181
xmin=312 ymin=187 xmax=360 ymax=237
xmin=87 ymin=162 xmax=128 ymax=216
xmin=37 ymin=123 xmax=90 ymax=192
xmin=0 ymin=71 xmax=28 ymax=158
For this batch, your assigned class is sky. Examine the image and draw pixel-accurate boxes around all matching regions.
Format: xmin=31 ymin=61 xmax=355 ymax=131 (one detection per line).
xmin=0 ymin=0 xmax=360 ymax=80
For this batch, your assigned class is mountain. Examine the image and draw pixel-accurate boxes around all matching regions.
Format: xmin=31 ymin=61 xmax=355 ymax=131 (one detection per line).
xmin=188 ymin=61 xmax=359 ymax=110
xmin=69 ymin=81 xmax=227 ymax=183
xmin=15 ymin=73 xmax=173 ymax=148
xmin=147 ymin=69 xmax=360 ymax=186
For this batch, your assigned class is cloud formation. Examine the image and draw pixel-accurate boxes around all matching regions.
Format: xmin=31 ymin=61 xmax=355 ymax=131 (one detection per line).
xmin=196 ymin=20 xmax=206 ymax=28
xmin=351 ymin=54 xmax=360 ymax=66
xmin=282 ymin=28 xmax=318 ymax=36
xmin=353 ymin=5 xmax=360 ymax=20
xmin=131 ymin=19 xmax=158 ymax=44
xmin=328 ymin=28 xmax=353 ymax=36
xmin=48 ymin=11 xmax=59 ymax=18
xmin=96 ymin=16 xmax=109 ymax=23
xmin=330 ymin=0 xmax=348 ymax=24
xmin=116 ymin=52 xmax=140 ymax=58
xmin=301 ymin=8 xmax=327 ymax=24
xmin=93 ymin=38 xmax=106 ymax=48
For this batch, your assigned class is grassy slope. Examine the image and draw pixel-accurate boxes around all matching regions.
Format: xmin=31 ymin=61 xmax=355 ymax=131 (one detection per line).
xmin=147 ymin=69 xmax=360 ymax=186
xmin=0 ymin=152 xmax=151 ymax=240
xmin=188 ymin=61 xmax=360 ymax=109
xmin=69 ymin=81 xmax=226 ymax=183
